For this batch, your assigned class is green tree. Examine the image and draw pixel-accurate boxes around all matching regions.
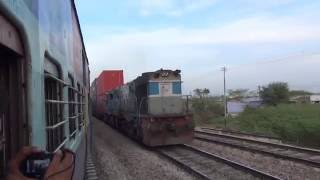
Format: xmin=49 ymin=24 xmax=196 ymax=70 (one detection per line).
xmin=260 ymin=82 xmax=290 ymax=105
xmin=193 ymin=88 xmax=210 ymax=98
xmin=194 ymin=88 xmax=202 ymax=98
xmin=203 ymin=88 xmax=210 ymax=97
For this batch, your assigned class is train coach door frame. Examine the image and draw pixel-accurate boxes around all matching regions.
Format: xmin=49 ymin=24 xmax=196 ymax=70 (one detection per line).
xmin=0 ymin=14 xmax=27 ymax=177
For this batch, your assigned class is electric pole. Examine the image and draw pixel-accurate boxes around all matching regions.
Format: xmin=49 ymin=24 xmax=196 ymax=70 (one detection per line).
xmin=221 ymin=67 xmax=227 ymax=127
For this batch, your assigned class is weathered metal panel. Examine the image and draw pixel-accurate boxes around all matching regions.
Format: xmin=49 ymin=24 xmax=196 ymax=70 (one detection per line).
xmin=141 ymin=115 xmax=194 ymax=146
xmin=148 ymin=96 xmax=184 ymax=115
xmin=0 ymin=15 xmax=23 ymax=55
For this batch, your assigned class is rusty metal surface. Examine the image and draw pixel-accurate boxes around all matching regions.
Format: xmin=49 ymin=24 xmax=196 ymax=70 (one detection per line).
xmin=0 ymin=47 xmax=26 ymax=177
xmin=0 ymin=15 xmax=23 ymax=55
xmin=141 ymin=116 xmax=194 ymax=146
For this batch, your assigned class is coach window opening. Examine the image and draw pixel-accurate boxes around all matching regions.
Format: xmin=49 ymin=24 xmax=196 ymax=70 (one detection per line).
xmin=77 ymin=83 xmax=84 ymax=130
xmin=44 ymin=57 xmax=67 ymax=152
xmin=67 ymin=75 xmax=77 ymax=139
xmin=0 ymin=14 xmax=26 ymax=178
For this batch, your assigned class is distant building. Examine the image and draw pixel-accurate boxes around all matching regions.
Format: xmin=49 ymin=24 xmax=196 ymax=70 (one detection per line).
xmin=290 ymin=95 xmax=320 ymax=104
xmin=242 ymin=97 xmax=263 ymax=108
xmin=227 ymin=101 xmax=247 ymax=117
xmin=228 ymin=97 xmax=263 ymax=116
xmin=289 ymin=95 xmax=310 ymax=103
xmin=310 ymin=95 xmax=320 ymax=104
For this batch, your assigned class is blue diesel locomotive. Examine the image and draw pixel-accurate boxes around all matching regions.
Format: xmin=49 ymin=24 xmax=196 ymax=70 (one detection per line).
xmin=104 ymin=69 xmax=194 ymax=146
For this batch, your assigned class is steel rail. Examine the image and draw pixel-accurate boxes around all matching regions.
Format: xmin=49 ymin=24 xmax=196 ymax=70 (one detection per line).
xmin=157 ymin=149 xmax=211 ymax=180
xmin=195 ymin=130 xmax=320 ymax=167
xmin=200 ymin=127 xmax=280 ymax=140
xmin=158 ymin=144 xmax=282 ymax=180
xmin=195 ymin=130 xmax=320 ymax=154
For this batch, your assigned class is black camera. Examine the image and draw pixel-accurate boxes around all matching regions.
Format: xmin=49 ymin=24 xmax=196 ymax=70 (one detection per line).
xmin=20 ymin=152 xmax=54 ymax=179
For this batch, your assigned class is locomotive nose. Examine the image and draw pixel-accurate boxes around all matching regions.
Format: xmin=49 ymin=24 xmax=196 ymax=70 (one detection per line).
xmin=167 ymin=123 xmax=176 ymax=131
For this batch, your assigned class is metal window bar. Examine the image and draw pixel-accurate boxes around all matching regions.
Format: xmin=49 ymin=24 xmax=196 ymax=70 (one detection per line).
xmin=54 ymin=138 xmax=68 ymax=153
xmin=82 ymin=90 xmax=86 ymax=127
xmin=45 ymin=77 xmax=66 ymax=152
xmin=45 ymin=100 xmax=85 ymax=105
xmin=77 ymin=85 xmax=83 ymax=130
xmin=45 ymin=120 xmax=68 ymax=130
xmin=68 ymin=86 xmax=77 ymax=139
xmin=45 ymin=73 xmax=68 ymax=86
xmin=67 ymin=85 xmax=85 ymax=96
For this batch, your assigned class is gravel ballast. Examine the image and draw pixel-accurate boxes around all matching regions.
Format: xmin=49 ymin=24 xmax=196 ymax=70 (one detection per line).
xmin=190 ymin=139 xmax=320 ymax=180
xmin=91 ymin=117 xmax=198 ymax=180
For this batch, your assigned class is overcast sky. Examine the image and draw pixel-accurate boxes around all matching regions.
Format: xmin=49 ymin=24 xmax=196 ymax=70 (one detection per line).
xmin=76 ymin=0 xmax=320 ymax=95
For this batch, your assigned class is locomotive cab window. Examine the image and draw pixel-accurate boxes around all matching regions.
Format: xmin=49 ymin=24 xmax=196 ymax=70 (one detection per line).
xmin=172 ymin=82 xmax=182 ymax=94
xmin=148 ymin=82 xmax=159 ymax=95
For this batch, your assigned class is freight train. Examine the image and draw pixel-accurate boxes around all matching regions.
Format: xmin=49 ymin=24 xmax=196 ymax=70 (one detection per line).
xmin=0 ymin=1 xmax=90 ymax=179
xmin=104 ymin=69 xmax=194 ymax=146
xmin=91 ymin=70 xmax=124 ymax=119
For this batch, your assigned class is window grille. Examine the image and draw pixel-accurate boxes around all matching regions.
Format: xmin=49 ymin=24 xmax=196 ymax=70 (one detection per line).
xmin=45 ymin=72 xmax=67 ymax=152
xmin=77 ymin=84 xmax=84 ymax=130
xmin=68 ymin=76 xmax=77 ymax=139
xmin=82 ymin=90 xmax=85 ymax=127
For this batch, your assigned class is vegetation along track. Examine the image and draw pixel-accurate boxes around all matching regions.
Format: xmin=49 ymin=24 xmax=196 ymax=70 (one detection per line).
xmin=158 ymin=144 xmax=281 ymax=180
xmin=195 ymin=129 xmax=320 ymax=167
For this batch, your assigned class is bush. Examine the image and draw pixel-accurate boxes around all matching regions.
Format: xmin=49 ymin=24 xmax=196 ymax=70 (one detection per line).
xmin=229 ymin=104 xmax=320 ymax=148
xmin=191 ymin=98 xmax=224 ymax=124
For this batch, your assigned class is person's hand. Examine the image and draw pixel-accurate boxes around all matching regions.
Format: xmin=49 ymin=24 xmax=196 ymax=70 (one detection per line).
xmin=44 ymin=150 xmax=74 ymax=180
xmin=6 ymin=146 xmax=40 ymax=180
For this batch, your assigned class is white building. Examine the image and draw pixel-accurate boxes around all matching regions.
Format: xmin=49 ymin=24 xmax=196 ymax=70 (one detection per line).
xmin=310 ymin=95 xmax=320 ymax=104
xmin=227 ymin=97 xmax=263 ymax=116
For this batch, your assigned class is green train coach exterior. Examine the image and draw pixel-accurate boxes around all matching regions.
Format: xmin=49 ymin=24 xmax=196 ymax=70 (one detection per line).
xmin=0 ymin=0 xmax=90 ymax=179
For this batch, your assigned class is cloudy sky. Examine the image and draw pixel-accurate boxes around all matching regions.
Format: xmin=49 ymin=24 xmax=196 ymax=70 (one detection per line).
xmin=76 ymin=0 xmax=320 ymax=95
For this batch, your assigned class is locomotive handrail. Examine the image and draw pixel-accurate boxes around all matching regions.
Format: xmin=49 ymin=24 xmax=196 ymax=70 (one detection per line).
xmin=138 ymin=97 xmax=147 ymax=123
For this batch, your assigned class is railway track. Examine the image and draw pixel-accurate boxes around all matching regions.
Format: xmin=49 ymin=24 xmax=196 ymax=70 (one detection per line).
xmin=158 ymin=144 xmax=281 ymax=180
xmin=199 ymin=127 xmax=281 ymax=143
xmin=195 ymin=129 xmax=320 ymax=167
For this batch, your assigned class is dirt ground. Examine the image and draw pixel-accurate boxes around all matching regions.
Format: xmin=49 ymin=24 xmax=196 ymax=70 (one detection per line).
xmin=91 ymin=117 xmax=198 ymax=180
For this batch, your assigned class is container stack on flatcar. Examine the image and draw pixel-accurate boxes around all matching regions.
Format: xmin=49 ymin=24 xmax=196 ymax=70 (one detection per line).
xmin=104 ymin=69 xmax=194 ymax=146
xmin=90 ymin=70 xmax=124 ymax=118
xmin=0 ymin=1 xmax=90 ymax=179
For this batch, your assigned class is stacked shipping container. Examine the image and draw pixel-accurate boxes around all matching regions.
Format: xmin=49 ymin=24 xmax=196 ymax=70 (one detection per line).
xmin=91 ymin=70 xmax=124 ymax=118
